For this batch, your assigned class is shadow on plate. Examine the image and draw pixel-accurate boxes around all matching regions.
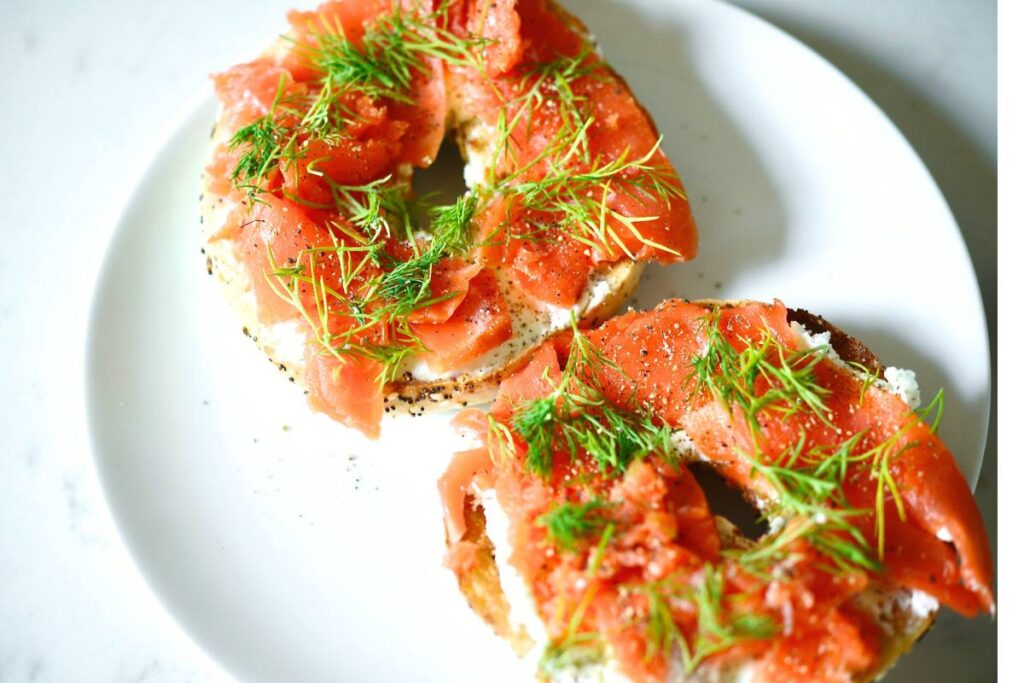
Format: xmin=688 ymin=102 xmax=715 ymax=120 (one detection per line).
xmin=734 ymin=9 xmax=997 ymax=322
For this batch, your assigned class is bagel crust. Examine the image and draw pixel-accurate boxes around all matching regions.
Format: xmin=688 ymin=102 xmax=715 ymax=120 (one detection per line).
xmin=440 ymin=299 xmax=993 ymax=683
xmin=201 ymin=0 xmax=696 ymax=434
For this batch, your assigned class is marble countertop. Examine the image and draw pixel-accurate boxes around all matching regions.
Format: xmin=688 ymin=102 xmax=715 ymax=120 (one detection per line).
xmin=0 ymin=1 xmax=995 ymax=681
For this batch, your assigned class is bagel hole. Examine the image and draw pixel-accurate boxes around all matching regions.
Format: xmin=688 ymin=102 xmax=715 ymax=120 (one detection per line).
xmin=413 ymin=135 xmax=471 ymax=224
xmin=689 ymin=463 xmax=767 ymax=540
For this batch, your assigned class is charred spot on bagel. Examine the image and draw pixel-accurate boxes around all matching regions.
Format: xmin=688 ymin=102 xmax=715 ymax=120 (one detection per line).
xmin=787 ymin=307 xmax=884 ymax=376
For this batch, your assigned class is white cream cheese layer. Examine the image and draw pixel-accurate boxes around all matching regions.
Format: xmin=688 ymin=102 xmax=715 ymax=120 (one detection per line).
xmin=788 ymin=321 xmax=921 ymax=409
xmin=405 ymin=268 xmax=614 ymax=382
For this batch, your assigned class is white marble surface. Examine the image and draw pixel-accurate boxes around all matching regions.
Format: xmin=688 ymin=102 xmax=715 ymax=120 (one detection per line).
xmin=0 ymin=1 xmax=995 ymax=681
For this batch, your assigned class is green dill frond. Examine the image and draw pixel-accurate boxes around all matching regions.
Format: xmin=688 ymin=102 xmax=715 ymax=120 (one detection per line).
xmin=538 ymin=632 xmax=605 ymax=678
xmin=587 ymin=523 xmax=615 ymax=577
xmin=538 ymin=578 xmax=606 ymax=678
xmin=560 ymin=401 xmax=674 ymax=475
xmin=511 ymin=322 xmax=674 ymax=478
xmin=487 ymin=415 xmax=518 ymax=460
xmin=734 ymin=435 xmax=883 ymax=575
xmin=692 ymin=566 xmax=776 ymax=650
xmin=326 ymin=175 xmax=424 ymax=243
xmin=338 ymin=339 xmax=424 ymax=384
xmin=686 ymin=307 xmax=923 ymax=570
xmin=483 ymin=41 xmax=683 ymax=259
xmin=229 ymin=114 xmax=285 ymax=184
xmin=429 ymin=192 xmax=478 ymax=252
xmin=501 ymin=133 xmax=684 ymax=259
xmin=228 ymin=3 xmax=489 ymax=196
xmin=641 ymin=581 xmax=687 ymax=663
xmin=537 ymin=498 xmax=615 ymax=553
xmin=296 ymin=4 xmax=489 ymax=135
xmin=918 ymin=388 xmax=945 ymax=434
xmin=857 ymin=426 xmax=914 ymax=559
xmin=688 ymin=308 xmax=835 ymax=434
xmin=490 ymin=41 xmax=603 ymax=182
xmin=522 ymin=44 xmax=602 ymax=97
xmin=227 ymin=75 xmax=299 ymax=200
xmin=846 ymin=361 xmax=882 ymax=405
xmin=640 ymin=566 xmax=776 ymax=672
xmin=514 ymin=393 xmax=560 ymax=475
xmin=262 ymin=184 xmax=481 ymax=386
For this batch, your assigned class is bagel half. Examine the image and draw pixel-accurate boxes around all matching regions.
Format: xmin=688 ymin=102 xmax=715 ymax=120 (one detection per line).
xmin=441 ymin=299 xmax=993 ymax=682
xmin=200 ymin=0 xmax=695 ymax=434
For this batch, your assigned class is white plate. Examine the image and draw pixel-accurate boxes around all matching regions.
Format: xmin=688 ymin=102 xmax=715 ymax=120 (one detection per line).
xmin=86 ymin=0 xmax=990 ymax=681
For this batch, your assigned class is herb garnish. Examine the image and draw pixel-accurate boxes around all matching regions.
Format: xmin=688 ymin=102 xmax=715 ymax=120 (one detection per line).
xmin=294 ymin=4 xmax=488 ymax=138
xmin=688 ymin=308 xmax=834 ymax=435
xmin=730 ymin=433 xmax=882 ymax=574
xmin=538 ymin=582 xmax=606 ymax=678
xmin=641 ymin=565 xmax=776 ymax=673
xmin=228 ymin=2 xmax=488 ymax=198
xmin=538 ymin=631 xmax=605 ymax=679
xmin=689 ymin=306 xmax=946 ymax=568
xmin=510 ymin=319 xmax=674 ymax=478
xmin=537 ymin=498 xmax=615 ymax=553
xmin=265 ymin=184 xmax=479 ymax=383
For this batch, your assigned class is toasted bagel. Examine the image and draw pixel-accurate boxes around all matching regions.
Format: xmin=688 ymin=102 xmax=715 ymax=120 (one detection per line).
xmin=201 ymin=0 xmax=695 ymax=436
xmin=441 ymin=299 xmax=993 ymax=682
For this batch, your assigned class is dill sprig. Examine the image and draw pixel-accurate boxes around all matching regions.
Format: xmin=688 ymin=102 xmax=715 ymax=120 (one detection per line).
xmin=507 ymin=132 xmax=685 ymax=259
xmin=538 ymin=632 xmax=605 ymax=679
xmin=229 ymin=2 xmax=488 ymax=195
xmin=537 ymin=498 xmax=615 ymax=553
xmin=731 ymin=433 xmax=882 ymax=575
xmin=538 ymin=580 xmax=606 ymax=678
xmin=587 ymin=522 xmax=616 ymax=577
xmin=689 ymin=308 xmax=835 ymax=436
xmin=429 ymin=192 xmax=478 ymax=253
xmin=510 ymin=320 xmax=674 ymax=478
xmin=847 ymin=360 xmax=882 ymax=405
xmin=264 ymin=186 xmax=479 ymax=384
xmin=490 ymin=44 xmax=602 ymax=180
xmin=641 ymin=565 xmax=776 ymax=673
xmin=361 ymin=191 xmax=478 ymax=320
xmin=843 ymin=424 xmax=915 ymax=559
xmin=689 ymin=307 xmax=949 ymax=568
xmin=918 ymin=387 xmax=945 ymax=434
xmin=689 ymin=308 xmax=880 ymax=572
xmin=328 ymin=176 xmax=420 ymax=243
xmin=226 ymin=76 xmax=302 ymax=202
xmin=836 ymin=386 xmax=944 ymax=560
xmin=296 ymin=3 xmax=488 ymax=138
xmin=229 ymin=114 xmax=288 ymax=187
xmin=480 ymin=41 xmax=683 ymax=259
